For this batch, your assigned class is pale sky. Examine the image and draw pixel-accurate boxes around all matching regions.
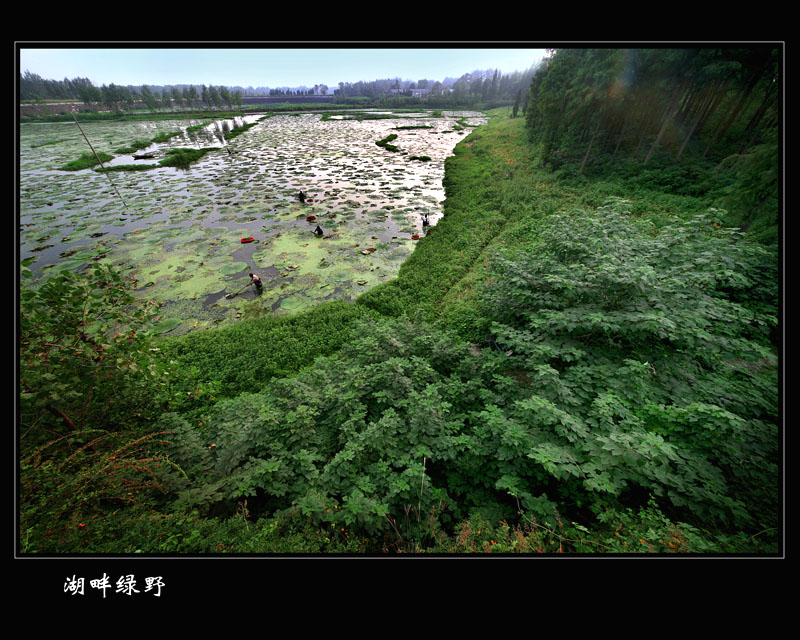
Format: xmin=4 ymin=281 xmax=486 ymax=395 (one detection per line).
xmin=18 ymin=45 xmax=548 ymax=88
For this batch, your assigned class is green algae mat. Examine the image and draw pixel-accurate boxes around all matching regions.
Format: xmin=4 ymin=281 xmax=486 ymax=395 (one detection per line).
xmin=19 ymin=110 xmax=487 ymax=335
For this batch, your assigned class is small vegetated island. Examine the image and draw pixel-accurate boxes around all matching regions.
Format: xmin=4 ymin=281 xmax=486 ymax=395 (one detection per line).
xmin=19 ymin=47 xmax=781 ymax=557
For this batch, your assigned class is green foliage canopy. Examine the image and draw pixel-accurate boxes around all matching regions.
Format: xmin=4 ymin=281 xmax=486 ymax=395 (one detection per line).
xmin=481 ymin=203 xmax=778 ymax=526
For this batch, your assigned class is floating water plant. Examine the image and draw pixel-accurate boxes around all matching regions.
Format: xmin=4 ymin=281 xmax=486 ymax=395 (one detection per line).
xmin=59 ymin=152 xmax=114 ymax=171
xmin=376 ymin=133 xmax=400 ymax=152
xmin=114 ymin=140 xmax=152 ymax=154
xmin=158 ymin=147 xmax=217 ymax=168
xmin=223 ymin=120 xmax=261 ymax=140
xmin=96 ymin=164 xmax=154 ymax=173
xmin=151 ymin=129 xmax=184 ymax=143
xmin=31 ymin=139 xmax=66 ymax=148
xmin=150 ymin=317 xmax=182 ymax=334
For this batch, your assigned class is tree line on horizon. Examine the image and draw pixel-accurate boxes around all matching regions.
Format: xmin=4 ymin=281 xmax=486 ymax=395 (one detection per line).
xmin=19 ymin=72 xmax=245 ymax=112
xmin=334 ymin=66 xmax=537 ymax=100
xmin=19 ymin=63 xmax=540 ymax=108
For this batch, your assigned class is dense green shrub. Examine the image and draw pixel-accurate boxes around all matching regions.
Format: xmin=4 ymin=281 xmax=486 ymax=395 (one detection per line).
xmin=19 ymin=264 xmax=183 ymax=550
xmin=717 ymin=131 xmax=779 ymax=244
xmin=19 ymin=263 xmax=173 ymax=441
xmin=157 ymin=313 xmax=481 ymax=533
xmin=19 ymin=429 xmax=185 ymax=552
xmin=480 ymin=202 xmax=779 ymax=528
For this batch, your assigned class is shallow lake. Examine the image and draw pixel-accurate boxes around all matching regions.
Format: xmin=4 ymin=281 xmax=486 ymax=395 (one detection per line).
xmin=19 ymin=109 xmax=487 ymax=335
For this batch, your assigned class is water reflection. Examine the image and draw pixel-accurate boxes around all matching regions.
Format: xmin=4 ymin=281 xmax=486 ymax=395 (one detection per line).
xmin=107 ymin=115 xmax=260 ymax=166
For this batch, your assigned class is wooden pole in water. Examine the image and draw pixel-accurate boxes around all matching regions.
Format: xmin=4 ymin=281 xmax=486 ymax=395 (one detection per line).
xmin=71 ymin=112 xmax=129 ymax=212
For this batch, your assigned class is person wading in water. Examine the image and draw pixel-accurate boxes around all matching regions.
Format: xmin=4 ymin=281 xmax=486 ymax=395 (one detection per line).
xmin=248 ymin=272 xmax=263 ymax=295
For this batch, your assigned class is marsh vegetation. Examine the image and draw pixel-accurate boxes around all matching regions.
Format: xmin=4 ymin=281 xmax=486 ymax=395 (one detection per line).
xmin=20 ymin=109 xmax=486 ymax=336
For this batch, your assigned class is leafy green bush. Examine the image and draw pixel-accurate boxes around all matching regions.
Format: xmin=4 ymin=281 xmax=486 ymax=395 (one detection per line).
xmin=19 ymin=263 xmax=172 ymax=441
xmin=480 ymin=203 xmax=779 ymax=528
xmin=718 ymin=131 xmax=779 ymax=245
xmin=20 ymin=429 xmax=184 ymax=552
xmin=422 ymin=496 xmax=729 ymax=554
xmin=157 ymin=313 xmax=526 ymax=537
xmin=19 ymin=263 xmax=183 ymax=551
xmin=44 ymin=504 xmax=374 ymax=554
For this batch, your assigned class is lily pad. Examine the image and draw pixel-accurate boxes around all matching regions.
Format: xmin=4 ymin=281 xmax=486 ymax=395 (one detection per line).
xmin=279 ymin=295 xmax=306 ymax=311
xmin=151 ymin=318 xmax=182 ymax=334
xmin=220 ymin=261 xmax=249 ymax=275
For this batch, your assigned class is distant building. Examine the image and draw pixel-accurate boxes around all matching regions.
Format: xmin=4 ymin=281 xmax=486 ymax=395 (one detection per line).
xmin=385 ymin=87 xmax=432 ymax=98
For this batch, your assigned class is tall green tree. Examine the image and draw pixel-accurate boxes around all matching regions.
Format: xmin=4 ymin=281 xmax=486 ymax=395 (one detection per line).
xmin=208 ymin=85 xmax=222 ymax=109
xmin=219 ymin=86 xmax=232 ymax=109
xmin=171 ymin=87 xmax=184 ymax=110
xmin=139 ymin=85 xmax=158 ymax=112
xmin=525 ymin=46 xmax=780 ymax=170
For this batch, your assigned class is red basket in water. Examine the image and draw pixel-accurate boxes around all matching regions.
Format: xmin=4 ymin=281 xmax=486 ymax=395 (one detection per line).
xmin=306 ymin=215 xmax=317 ymax=222
xmin=241 ymin=237 xmax=255 ymax=243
